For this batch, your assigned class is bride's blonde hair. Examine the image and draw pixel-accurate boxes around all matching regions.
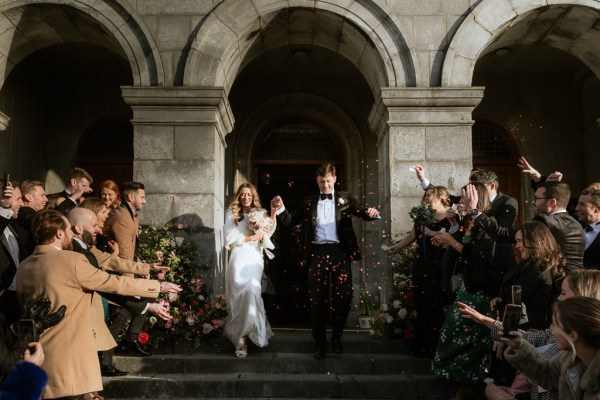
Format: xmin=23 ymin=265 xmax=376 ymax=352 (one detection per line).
xmin=229 ymin=183 xmax=262 ymax=224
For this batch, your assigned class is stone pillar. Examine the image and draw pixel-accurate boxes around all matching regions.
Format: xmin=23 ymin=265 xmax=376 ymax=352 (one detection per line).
xmin=369 ymin=87 xmax=484 ymax=301
xmin=121 ymin=86 xmax=234 ymax=292
xmin=0 ymin=111 xmax=9 ymax=130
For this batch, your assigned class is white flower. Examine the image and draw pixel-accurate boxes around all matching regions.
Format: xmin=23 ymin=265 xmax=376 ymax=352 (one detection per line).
xmin=398 ymin=308 xmax=408 ymax=319
xmin=398 ymin=280 xmax=408 ymax=288
xmin=386 ymin=315 xmax=394 ymax=323
xmin=392 ymin=300 xmax=401 ymax=309
xmin=149 ymin=316 xmax=158 ymax=325
xmin=198 ymin=295 xmax=205 ymax=301
xmin=338 ymin=197 xmax=346 ymax=206
xmin=393 ymin=273 xmax=401 ymax=280
xmin=168 ymin=292 xmax=179 ymax=302
xmin=202 ymin=323 xmax=213 ymax=334
xmin=381 ymin=304 xmax=389 ymax=311
xmin=186 ymin=316 xmax=196 ymax=326
xmin=368 ymin=329 xmax=375 ymax=336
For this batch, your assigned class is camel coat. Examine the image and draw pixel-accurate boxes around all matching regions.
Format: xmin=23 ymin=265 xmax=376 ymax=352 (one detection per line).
xmin=16 ymin=245 xmax=160 ymax=399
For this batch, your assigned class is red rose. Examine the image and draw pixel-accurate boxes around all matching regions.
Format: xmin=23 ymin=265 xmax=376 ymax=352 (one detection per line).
xmin=404 ymin=328 xmax=414 ymax=340
xmin=137 ymin=332 xmax=150 ymax=345
xmin=404 ymin=292 xmax=414 ymax=302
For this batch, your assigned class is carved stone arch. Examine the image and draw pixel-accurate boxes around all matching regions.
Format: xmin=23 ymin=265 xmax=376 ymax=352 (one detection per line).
xmin=183 ymin=0 xmax=418 ymax=96
xmin=441 ymin=0 xmax=600 ymax=87
xmin=0 ymin=0 xmax=164 ymax=88
xmin=232 ymin=93 xmax=364 ymax=190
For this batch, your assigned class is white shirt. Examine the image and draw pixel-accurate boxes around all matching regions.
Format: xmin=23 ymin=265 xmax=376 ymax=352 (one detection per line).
xmin=314 ymin=192 xmax=340 ymax=244
xmin=585 ymin=221 xmax=600 ymax=250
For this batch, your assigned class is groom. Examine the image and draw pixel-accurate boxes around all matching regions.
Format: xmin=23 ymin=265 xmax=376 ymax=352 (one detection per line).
xmin=274 ymin=163 xmax=380 ymax=359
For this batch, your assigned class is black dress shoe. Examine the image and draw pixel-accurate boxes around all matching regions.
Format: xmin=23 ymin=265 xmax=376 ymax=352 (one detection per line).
xmin=100 ymin=364 xmax=129 ymax=377
xmin=331 ymin=336 xmax=343 ymax=354
xmin=313 ymin=348 xmax=326 ymax=359
xmin=121 ymin=340 xmax=152 ymax=356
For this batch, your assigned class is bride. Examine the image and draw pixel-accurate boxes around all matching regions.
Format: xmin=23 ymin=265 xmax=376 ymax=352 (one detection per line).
xmin=223 ymin=182 xmax=277 ymax=358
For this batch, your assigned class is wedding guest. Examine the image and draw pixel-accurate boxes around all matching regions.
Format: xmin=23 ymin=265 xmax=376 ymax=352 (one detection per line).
xmin=223 ymin=182 xmax=277 ymax=358
xmin=15 ymin=180 xmax=49 ymax=257
xmin=276 ymin=163 xmax=380 ymax=359
xmin=386 ymin=185 xmax=452 ymax=358
xmin=459 ymin=268 xmax=600 ymax=400
xmin=491 ymin=221 xmax=565 ymax=331
xmin=0 ymin=342 xmax=47 ymax=399
xmin=575 ymin=186 xmax=600 ymax=269
xmin=431 ymin=182 xmax=500 ymax=399
xmin=415 ymin=166 xmax=517 ymax=278
xmin=503 ymin=296 xmax=600 ymax=400
xmin=533 ymin=181 xmax=585 ymax=270
xmin=0 ymin=181 xmax=25 ymax=325
xmin=47 ymin=166 xmax=94 ymax=211
xmin=98 ymin=180 xmax=121 ymax=210
xmin=81 ymin=197 xmax=116 ymax=254
xmin=102 ymin=182 xmax=153 ymax=360
xmin=16 ymin=209 xmax=167 ymax=399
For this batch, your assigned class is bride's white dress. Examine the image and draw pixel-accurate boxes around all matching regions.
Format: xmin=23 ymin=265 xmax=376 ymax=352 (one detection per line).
xmin=223 ymin=210 xmax=274 ymax=348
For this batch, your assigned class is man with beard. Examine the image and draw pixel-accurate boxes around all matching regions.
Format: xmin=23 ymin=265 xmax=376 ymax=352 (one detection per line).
xmin=16 ymin=209 xmax=179 ymax=399
xmin=67 ymin=207 xmax=177 ymax=376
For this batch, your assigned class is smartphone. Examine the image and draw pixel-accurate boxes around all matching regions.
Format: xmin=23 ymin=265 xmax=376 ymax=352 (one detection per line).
xmin=502 ymin=304 xmax=522 ymax=338
xmin=18 ymin=319 xmax=37 ymax=353
xmin=512 ymin=285 xmax=522 ymax=305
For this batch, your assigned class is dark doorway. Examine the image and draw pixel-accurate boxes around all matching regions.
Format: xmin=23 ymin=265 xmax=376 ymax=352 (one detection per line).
xmin=255 ymin=163 xmax=343 ymax=327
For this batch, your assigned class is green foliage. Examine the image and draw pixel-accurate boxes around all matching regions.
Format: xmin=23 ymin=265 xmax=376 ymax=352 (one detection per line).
xmin=137 ymin=224 xmax=228 ymax=350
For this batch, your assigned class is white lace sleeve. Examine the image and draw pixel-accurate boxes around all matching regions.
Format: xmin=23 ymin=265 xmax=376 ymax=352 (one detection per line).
xmin=224 ymin=211 xmax=245 ymax=250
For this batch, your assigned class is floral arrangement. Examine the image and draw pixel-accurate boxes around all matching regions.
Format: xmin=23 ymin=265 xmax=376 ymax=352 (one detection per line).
xmin=370 ymin=243 xmax=417 ymax=339
xmin=246 ymin=208 xmax=272 ymax=234
xmin=136 ymin=224 xmax=228 ymax=350
xmin=408 ymin=204 xmax=437 ymax=226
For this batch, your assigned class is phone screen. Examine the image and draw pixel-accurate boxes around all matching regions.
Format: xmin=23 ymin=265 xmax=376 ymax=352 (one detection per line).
xmin=501 ymin=304 xmax=522 ymax=338
xmin=512 ymin=285 xmax=522 ymax=305
xmin=18 ymin=319 xmax=37 ymax=351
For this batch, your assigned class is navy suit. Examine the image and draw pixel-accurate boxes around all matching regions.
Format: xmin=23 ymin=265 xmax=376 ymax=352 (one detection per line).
xmin=279 ymin=191 xmax=377 ymax=350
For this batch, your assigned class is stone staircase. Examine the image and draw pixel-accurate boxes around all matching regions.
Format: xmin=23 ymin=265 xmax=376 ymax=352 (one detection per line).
xmin=102 ymin=328 xmax=455 ymax=399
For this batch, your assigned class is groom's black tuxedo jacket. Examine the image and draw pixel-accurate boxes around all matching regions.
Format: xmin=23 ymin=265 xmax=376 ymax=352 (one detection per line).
xmin=279 ymin=191 xmax=377 ymax=266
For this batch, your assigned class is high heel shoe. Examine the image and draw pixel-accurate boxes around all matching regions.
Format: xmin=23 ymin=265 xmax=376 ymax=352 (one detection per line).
xmin=235 ymin=338 xmax=247 ymax=358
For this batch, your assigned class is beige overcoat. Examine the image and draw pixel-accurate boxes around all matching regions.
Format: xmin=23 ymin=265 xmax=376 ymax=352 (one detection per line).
xmin=16 ymin=245 xmax=160 ymax=399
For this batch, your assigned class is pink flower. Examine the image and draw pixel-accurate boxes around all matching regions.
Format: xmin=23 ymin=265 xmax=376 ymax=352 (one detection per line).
xmin=157 ymin=272 xmax=165 ymax=280
xmin=155 ymin=251 xmax=164 ymax=261
xmin=212 ymin=319 xmax=224 ymax=328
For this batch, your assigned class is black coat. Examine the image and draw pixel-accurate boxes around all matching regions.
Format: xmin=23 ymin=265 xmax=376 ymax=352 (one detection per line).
xmin=534 ymin=212 xmax=585 ymax=270
xmin=278 ymin=191 xmax=377 ymax=265
xmin=584 ymin=233 xmax=600 ymax=270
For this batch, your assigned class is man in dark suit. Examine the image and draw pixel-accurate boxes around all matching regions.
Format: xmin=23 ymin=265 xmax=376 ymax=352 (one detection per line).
xmin=276 ymin=163 xmax=380 ymax=359
xmin=47 ymin=166 xmax=94 ymax=212
xmin=575 ymin=185 xmax=600 ymax=269
xmin=0 ymin=181 xmax=25 ymax=325
xmin=67 ymin=207 xmax=176 ymax=376
xmin=533 ymin=181 xmax=585 ymax=270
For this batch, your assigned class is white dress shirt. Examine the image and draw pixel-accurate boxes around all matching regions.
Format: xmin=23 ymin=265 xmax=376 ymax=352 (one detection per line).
xmin=314 ymin=192 xmax=340 ymax=244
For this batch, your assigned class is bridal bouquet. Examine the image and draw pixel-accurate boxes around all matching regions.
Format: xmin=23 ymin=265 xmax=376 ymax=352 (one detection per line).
xmin=408 ymin=204 xmax=437 ymax=226
xmin=246 ymin=208 xmax=272 ymax=234
xmin=246 ymin=208 xmax=275 ymax=258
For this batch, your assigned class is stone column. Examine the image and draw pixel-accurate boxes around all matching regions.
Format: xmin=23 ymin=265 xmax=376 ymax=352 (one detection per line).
xmin=369 ymin=87 xmax=484 ymax=302
xmin=0 ymin=111 xmax=9 ymax=130
xmin=121 ymin=86 xmax=234 ymax=291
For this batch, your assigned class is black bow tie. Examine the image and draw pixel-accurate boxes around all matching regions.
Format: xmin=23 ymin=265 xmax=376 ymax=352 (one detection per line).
xmin=320 ymin=193 xmax=333 ymax=200
xmin=586 ymin=225 xmax=595 ymax=233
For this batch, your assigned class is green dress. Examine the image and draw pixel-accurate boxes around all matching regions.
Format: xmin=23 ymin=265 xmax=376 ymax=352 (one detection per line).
xmin=433 ymin=282 xmax=494 ymax=383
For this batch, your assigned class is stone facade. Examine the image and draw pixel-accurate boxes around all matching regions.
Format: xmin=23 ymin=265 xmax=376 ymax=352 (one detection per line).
xmin=1 ymin=0 xmax=599 ymax=323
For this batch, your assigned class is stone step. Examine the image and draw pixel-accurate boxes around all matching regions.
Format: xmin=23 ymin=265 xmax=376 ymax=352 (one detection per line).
xmin=153 ymin=329 xmax=409 ymax=355
xmin=102 ymin=372 xmax=454 ymax=399
xmin=113 ymin=352 xmax=433 ymax=375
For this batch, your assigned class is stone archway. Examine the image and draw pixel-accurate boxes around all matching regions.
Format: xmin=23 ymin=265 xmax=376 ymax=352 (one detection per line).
xmin=182 ymin=0 xmax=419 ymax=92
xmin=0 ymin=0 xmax=164 ymax=91
xmin=441 ymin=0 xmax=600 ymax=87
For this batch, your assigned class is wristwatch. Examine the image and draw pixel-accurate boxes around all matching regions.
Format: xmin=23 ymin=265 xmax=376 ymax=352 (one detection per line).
xmin=470 ymin=208 xmax=480 ymax=217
